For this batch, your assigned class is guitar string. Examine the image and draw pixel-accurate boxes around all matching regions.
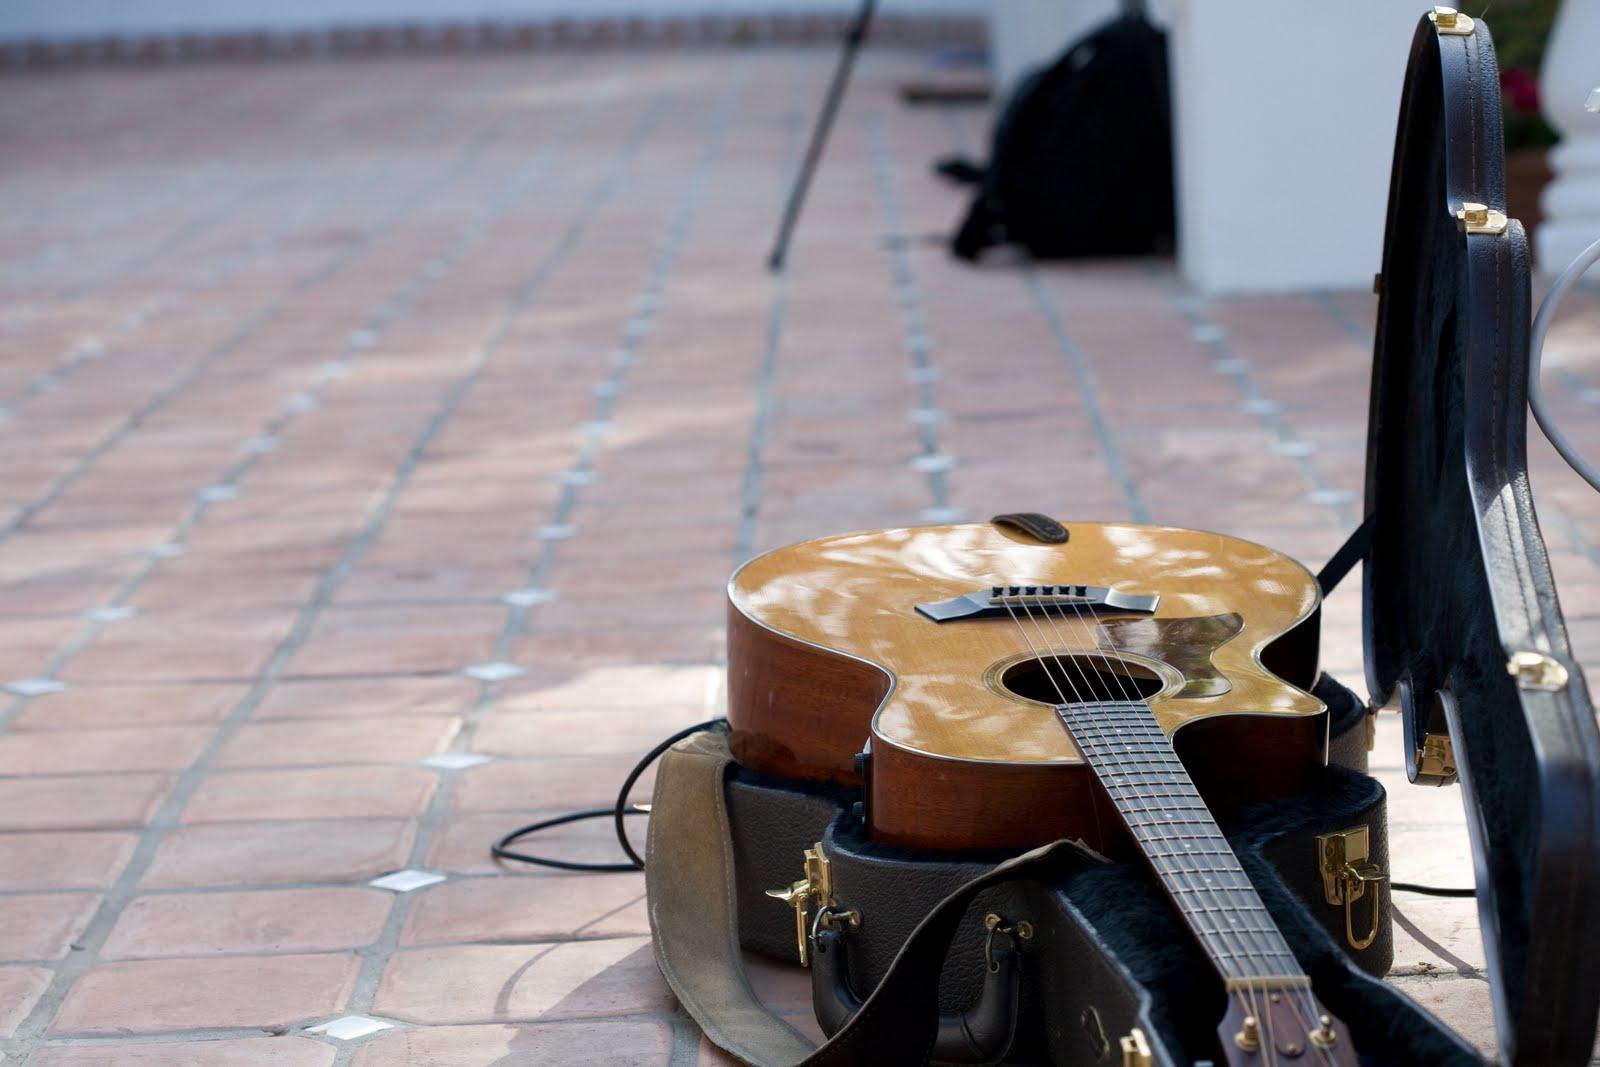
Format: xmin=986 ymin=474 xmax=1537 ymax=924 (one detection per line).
xmin=994 ymin=593 xmax=1109 ymax=846
xmin=1004 ymin=595 xmax=1274 ymax=1063
xmin=1038 ymin=590 xmax=1329 ymax=1055
xmin=1021 ymin=600 xmax=1272 ymax=1020
xmin=1037 ymin=598 xmax=1303 ymax=1008
xmin=1039 ymin=593 xmax=1327 ymax=1055
xmin=1033 ymin=596 xmax=1303 ymax=1061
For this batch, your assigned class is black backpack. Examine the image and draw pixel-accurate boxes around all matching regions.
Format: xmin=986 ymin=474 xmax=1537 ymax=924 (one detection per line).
xmin=946 ymin=11 xmax=1174 ymax=261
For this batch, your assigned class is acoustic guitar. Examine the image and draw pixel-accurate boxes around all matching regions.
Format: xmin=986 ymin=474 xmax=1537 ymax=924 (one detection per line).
xmin=727 ymin=520 xmax=1356 ymax=1064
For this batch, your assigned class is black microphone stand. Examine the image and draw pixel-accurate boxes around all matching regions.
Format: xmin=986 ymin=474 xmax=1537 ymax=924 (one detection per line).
xmin=766 ymin=0 xmax=878 ymax=272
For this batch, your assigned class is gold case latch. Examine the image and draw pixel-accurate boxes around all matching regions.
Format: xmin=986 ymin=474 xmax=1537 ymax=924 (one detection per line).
xmin=1429 ymin=6 xmax=1475 ymax=35
xmin=765 ymin=842 xmax=858 ymax=966
xmin=1508 ymin=649 xmax=1569 ymax=692
xmin=1317 ymin=825 xmax=1387 ymax=951
xmin=1456 ymin=202 xmax=1509 ymax=236
xmin=1415 ymin=730 xmax=1459 ymax=785
xmin=1120 ymin=1027 xmax=1153 ymax=1067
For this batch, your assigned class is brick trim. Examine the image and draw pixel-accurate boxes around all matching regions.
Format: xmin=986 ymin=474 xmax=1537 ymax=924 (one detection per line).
xmin=1 ymin=13 xmax=985 ymax=69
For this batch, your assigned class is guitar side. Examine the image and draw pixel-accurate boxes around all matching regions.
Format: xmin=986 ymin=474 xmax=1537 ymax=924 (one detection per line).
xmin=727 ymin=522 xmax=1327 ymax=852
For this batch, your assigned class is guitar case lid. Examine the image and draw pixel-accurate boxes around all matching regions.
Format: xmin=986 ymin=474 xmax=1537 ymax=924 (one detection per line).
xmin=1363 ymin=9 xmax=1600 ymax=1064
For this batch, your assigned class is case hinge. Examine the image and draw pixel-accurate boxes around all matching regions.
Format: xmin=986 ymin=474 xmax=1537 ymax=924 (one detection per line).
xmin=1317 ymin=825 xmax=1387 ymax=951
xmin=1428 ymin=6 xmax=1475 ymax=35
xmin=1415 ymin=731 xmax=1459 ymax=785
xmin=1456 ymin=202 xmax=1508 ymax=236
xmin=1507 ymin=649 xmax=1570 ymax=691
xmin=765 ymin=842 xmax=859 ymax=966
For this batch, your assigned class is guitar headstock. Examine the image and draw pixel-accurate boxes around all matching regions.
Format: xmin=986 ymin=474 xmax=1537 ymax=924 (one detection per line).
xmin=1216 ymin=991 xmax=1357 ymax=1066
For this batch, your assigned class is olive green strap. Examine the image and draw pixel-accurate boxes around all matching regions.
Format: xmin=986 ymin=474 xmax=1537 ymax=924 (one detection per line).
xmin=645 ymin=729 xmax=1082 ymax=1066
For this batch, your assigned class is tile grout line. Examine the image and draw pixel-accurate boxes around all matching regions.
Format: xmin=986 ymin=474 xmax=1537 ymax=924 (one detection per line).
xmin=1158 ymin=275 xmax=1357 ymax=529
xmin=0 ymin=57 xmax=583 ymax=550
xmin=0 ymin=64 xmax=396 ymax=341
xmin=0 ymin=63 xmax=315 ymax=270
xmin=0 ymin=55 xmax=484 ymax=424
xmin=731 ymin=62 xmax=808 ymax=566
xmin=2 ymin=66 xmax=639 ymax=1060
xmin=1312 ymin=288 xmax=1600 ymax=567
xmin=936 ymin=107 xmax=1152 ymax=525
xmin=327 ymin=68 xmax=746 ymax=1065
xmin=1023 ymin=271 xmax=1152 ymax=524
xmin=0 ymin=81 xmax=598 ymax=736
xmin=868 ymin=112 xmax=962 ymax=523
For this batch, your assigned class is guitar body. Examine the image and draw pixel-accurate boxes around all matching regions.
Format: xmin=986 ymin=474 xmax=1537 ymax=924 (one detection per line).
xmin=727 ymin=522 xmax=1328 ymax=852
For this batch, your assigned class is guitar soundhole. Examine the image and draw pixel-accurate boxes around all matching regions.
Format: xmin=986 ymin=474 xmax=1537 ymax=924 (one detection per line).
xmin=1001 ymin=654 xmax=1162 ymax=705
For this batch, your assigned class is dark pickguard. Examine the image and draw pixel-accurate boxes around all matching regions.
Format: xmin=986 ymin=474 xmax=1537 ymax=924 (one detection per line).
xmin=1099 ymin=613 xmax=1245 ymax=698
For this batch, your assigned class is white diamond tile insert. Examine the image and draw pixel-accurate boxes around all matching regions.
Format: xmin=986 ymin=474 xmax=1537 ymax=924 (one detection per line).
xmin=7 ymin=678 xmax=65 ymax=697
xmin=75 ymin=338 xmax=107 ymax=358
xmin=369 ymin=869 xmax=446 ymax=893
xmin=1587 ymin=88 xmax=1600 ymax=113
xmin=421 ymin=752 xmax=490 ymax=771
xmin=145 ymin=543 xmax=185 ymax=560
xmin=919 ymin=505 xmax=968 ymax=523
xmin=906 ymin=408 xmax=946 ymax=425
xmin=314 ymin=360 xmax=352 ymax=382
xmin=1212 ymin=358 xmax=1249 ymax=374
xmin=283 ymin=394 xmax=318 ymax=415
xmin=198 ymin=485 xmax=238 ymax=503
xmin=1273 ymin=440 xmax=1317 ymax=458
xmin=307 ymin=1015 xmax=394 ymax=1041
xmin=1240 ymin=398 xmax=1281 ymax=416
xmin=462 ymin=661 xmax=525 ymax=683
xmin=1307 ymin=488 xmax=1356 ymax=506
xmin=85 ymin=605 xmax=137 ymax=623
xmin=1190 ymin=324 xmax=1226 ymax=344
xmin=557 ymin=469 xmax=598 ymax=487
xmin=910 ymin=453 xmax=956 ymax=474
xmin=242 ymin=435 xmax=281 ymax=455
xmin=347 ymin=329 xmax=380 ymax=349
xmin=535 ymin=524 xmax=576 ymax=541
xmin=592 ymin=380 xmax=623 ymax=399
xmin=609 ymin=349 xmax=636 ymax=368
xmin=502 ymin=588 xmax=557 ymax=607
xmin=579 ymin=421 xmax=615 ymax=439
xmin=908 ymin=366 xmax=941 ymax=384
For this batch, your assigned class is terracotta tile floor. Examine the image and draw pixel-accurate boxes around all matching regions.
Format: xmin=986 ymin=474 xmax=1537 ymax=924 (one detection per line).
xmin=3 ymin=46 xmax=1600 ymax=1066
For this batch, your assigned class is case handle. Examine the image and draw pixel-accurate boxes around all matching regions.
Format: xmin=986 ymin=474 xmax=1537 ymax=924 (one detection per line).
xmin=810 ymin=913 xmax=1025 ymax=1063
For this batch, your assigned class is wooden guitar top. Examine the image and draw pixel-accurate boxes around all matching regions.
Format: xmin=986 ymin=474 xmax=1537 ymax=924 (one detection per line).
xmin=728 ymin=522 xmax=1324 ymax=771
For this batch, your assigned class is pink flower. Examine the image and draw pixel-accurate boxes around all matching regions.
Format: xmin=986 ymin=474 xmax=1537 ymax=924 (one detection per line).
xmin=1501 ymin=68 xmax=1541 ymax=114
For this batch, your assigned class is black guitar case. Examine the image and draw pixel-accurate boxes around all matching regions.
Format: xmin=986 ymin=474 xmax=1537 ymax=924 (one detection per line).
xmin=646 ymin=10 xmax=1600 ymax=1065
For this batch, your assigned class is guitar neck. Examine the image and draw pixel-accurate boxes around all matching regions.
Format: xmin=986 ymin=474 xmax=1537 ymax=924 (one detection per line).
xmin=1055 ymin=700 xmax=1308 ymax=991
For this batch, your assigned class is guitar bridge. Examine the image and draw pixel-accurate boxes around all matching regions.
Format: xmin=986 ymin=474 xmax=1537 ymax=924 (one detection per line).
xmin=916 ymin=584 xmax=1159 ymax=623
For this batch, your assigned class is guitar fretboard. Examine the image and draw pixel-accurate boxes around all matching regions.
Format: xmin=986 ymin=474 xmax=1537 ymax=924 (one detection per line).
xmin=1056 ymin=700 xmax=1307 ymax=986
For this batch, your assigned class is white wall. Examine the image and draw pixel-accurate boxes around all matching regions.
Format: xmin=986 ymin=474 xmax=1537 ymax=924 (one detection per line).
xmin=0 ymin=0 xmax=982 ymax=42
xmin=1163 ymin=0 xmax=1422 ymax=293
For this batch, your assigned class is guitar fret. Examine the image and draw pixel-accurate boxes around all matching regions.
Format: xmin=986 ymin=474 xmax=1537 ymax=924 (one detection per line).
xmin=1054 ymin=699 xmax=1309 ymax=986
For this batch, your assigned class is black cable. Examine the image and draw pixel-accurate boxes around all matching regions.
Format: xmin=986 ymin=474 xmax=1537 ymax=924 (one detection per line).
xmin=491 ymin=717 xmax=727 ymax=873
xmin=493 ymin=714 xmax=1484 ymax=896
xmin=1391 ymin=881 xmax=1476 ymax=898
